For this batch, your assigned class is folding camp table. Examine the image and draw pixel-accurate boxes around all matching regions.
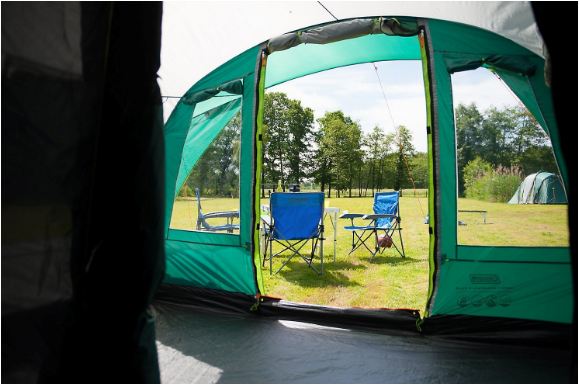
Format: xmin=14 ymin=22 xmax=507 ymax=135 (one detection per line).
xmin=324 ymin=207 xmax=339 ymax=262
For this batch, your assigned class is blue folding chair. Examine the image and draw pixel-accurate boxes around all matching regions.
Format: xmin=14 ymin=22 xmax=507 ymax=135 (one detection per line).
xmin=195 ymin=188 xmax=239 ymax=233
xmin=262 ymin=192 xmax=325 ymax=275
xmin=340 ymin=191 xmax=405 ymax=259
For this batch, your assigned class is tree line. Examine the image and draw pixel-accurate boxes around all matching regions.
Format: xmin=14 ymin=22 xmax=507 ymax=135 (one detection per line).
xmin=456 ymin=102 xmax=556 ymax=196
xmin=180 ymin=93 xmax=556 ymax=200
xmin=262 ymin=92 xmax=424 ymax=198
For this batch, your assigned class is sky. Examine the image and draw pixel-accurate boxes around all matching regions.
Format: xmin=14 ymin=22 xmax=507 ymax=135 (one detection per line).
xmin=269 ymin=61 xmax=522 ymax=153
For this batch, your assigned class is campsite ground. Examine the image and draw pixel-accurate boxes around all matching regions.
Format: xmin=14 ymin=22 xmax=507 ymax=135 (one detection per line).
xmin=171 ymin=195 xmax=568 ymax=312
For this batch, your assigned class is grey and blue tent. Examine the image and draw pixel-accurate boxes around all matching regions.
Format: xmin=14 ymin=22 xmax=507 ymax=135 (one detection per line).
xmin=509 ymin=171 xmax=568 ymax=204
xmin=2 ymin=2 xmax=575 ymax=383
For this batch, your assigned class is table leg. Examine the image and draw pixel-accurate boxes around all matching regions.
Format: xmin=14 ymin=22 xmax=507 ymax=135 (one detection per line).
xmin=333 ymin=211 xmax=337 ymax=262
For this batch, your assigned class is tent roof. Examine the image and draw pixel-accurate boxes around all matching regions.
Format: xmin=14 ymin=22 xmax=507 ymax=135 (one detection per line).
xmin=159 ymin=1 xmax=543 ymax=120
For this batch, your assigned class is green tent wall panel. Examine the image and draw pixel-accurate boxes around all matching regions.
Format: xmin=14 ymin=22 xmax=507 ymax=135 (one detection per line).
xmin=164 ymin=240 xmax=257 ymax=296
xmin=161 ymin=16 xmax=572 ymax=328
xmin=422 ymin=19 xmax=571 ymax=322
xmin=266 ymin=33 xmax=421 ymax=88
xmin=431 ymin=259 xmax=572 ymax=323
xmin=174 ymin=98 xmax=242 ymax=198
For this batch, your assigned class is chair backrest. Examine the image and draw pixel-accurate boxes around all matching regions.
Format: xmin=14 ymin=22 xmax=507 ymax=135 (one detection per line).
xmin=270 ymin=192 xmax=324 ymax=240
xmin=373 ymin=191 xmax=400 ymax=228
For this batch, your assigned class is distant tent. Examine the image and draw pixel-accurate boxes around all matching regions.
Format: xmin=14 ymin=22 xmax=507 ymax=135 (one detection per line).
xmin=508 ymin=172 xmax=567 ymax=204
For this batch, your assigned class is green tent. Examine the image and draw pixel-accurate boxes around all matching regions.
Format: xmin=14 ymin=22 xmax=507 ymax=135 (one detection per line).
xmin=160 ymin=14 xmax=571 ymax=333
xmin=2 ymin=3 xmax=574 ymax=383
xmin=509 ymin=172 xmax=567 ymax=204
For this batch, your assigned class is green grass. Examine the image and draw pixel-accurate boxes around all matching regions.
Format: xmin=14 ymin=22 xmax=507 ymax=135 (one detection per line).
xmin=261 ymin=196 xmax=430 ymax=311
xmin=171 ymin=196 xmax=569 ymax=312
xmin=458 ymin=198 xmax=569 ymax=246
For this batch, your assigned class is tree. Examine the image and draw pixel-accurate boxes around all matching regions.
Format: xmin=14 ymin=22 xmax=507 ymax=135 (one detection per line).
xmin=317 ymin=111 xmax=363 ymax=197
xmin=363 ymin=126 xmax=391 ymax=195
xmin=456 ymin=103 xmax=557 ymax=195
xmin=481 ymin=106 xmax=516 ymax=167
xmin=507 ymin=106 xmax=555 ymax=175
xmin=285 ymin=99 xmax=315 ymax=184
xmin=263 ymin=92 xmax=314 ymax=191
xmin=410 ymin=152 xmax=429 ymax=189
xmin=392 ymin=125 xmax=415 ymax=191
xmin=455 ymin=103 xmax=484 ymax=196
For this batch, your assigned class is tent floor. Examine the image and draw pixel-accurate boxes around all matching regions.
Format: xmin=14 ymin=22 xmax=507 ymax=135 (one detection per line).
xmin=154 ymin=302 xmax=572 ymax=383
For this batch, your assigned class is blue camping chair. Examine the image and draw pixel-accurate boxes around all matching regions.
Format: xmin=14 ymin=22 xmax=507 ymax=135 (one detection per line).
xmin=195 ymin=188 xmax=239 ymax=233
xmin=262 ymin=192 xmax=325 ymax=275
xmin=340 ymin=191 xmax=405 ymax=259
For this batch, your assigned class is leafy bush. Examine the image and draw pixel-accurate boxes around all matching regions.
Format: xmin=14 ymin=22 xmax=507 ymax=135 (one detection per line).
xmin=463 ymin=157 xmax=492 ymax=199
xmin=464 ymin=158 xmax=522 ymax=202
xmin=487 ymin=165 xmax=523 ymax=202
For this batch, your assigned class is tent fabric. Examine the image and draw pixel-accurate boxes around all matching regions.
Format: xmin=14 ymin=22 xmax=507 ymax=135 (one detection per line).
xmin=267 ymin=17 xmax=418 ymax=53
xmin=164 ymin=51 xmax=263 ymax=296
xmin=159 ymin=2 xmax=544 ymax=121
xmin=266 ymin=33 xmax=421 ymax=89
xmin=181 ymin=79 xmax=243 ymax=105
xmin=509 ymin=172 xmax=567 ymax=204
xmin=421 ymin=18 xmax=571 ymax=323
xmin=1 ymin=2 xmax=82 ymax=79
xmin=161 ymin=14 xmax=571 ymax=328
xmin=2 ymin=3 xmax=573 ymax=384
xmin=173 ymin=98 xmax=242 ymax=199
xmin=154 ymin=301 xmax=573 ymax=384
xmin=2 ymin=3 xmax=164 ymax=382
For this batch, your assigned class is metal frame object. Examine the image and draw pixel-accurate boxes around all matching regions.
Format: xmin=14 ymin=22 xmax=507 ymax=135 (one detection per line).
xmin=341 ymin=192 xmax=405 ymax=260
xmin=261 ymin=192 xmax=325 ymax=275
xmin=195 ymin=188 xmax=240 ymax=233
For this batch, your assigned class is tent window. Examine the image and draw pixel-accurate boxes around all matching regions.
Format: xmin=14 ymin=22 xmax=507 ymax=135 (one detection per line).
xmin=170 ymin=98 xmax=242 ymax=235
xmin=451 ymin=68 xmax=568 ymax=247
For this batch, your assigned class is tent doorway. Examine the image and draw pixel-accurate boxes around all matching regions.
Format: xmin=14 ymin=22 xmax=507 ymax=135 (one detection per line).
xmin=259 ymin=60 xmax=430 ymax=311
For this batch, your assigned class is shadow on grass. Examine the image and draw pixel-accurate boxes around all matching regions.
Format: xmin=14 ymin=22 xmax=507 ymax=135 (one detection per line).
xmin=271 ymin=258 xmax=364 ymax=288
xmin=360 ymin=254 xmax=422 ymax=265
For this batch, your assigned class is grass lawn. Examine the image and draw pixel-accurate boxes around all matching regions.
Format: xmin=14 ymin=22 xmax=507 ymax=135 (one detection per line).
xmin=171 ymin=195 xmax=569 ymax=313
xmin=261 ymin=196 xmax=430 ymax=311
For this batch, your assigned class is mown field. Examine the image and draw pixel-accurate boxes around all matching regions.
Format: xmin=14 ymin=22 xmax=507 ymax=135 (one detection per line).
xmin=171 ymin=195 xmax=569 ymax=312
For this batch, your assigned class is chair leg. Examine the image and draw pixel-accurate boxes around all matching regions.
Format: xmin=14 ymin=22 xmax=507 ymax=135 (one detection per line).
xmin=262 ymin=235 xmax=269 ymax=267
xmin=269 ymin=235 xmax=273 ymax=275
xmin=273 ymin=239 xmax=314 ymax=275
xmin=398 ymin=227 xmax=406 ymax=258
xmin=348 ymin=230 xmax=375 ymax=256
xmin=320 ymin=232 xmax=324 ymax=275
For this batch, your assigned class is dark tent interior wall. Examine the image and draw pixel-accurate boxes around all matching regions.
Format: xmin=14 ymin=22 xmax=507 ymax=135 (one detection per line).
xmin=2 ymin=3 xmax=165 ymax=383
xmin=531 ymin=2 xmax=577 ymax=379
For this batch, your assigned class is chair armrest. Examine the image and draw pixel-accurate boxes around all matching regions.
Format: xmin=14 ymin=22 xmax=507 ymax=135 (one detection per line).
xmin=203 ymin=210 xmax=240 ymax=219
xmin=339 ymin=213 xmax=366 ymax=219
xmin=362 ymin=214 xmax=397 ymax=220
xmin=260 ymin=215 xmax=272 ymax=227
